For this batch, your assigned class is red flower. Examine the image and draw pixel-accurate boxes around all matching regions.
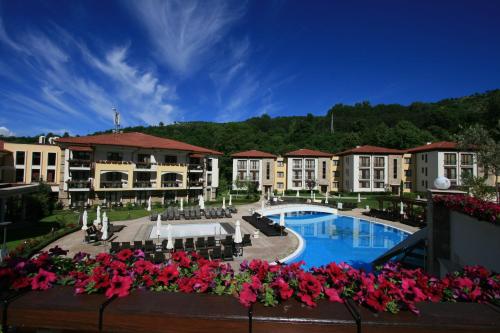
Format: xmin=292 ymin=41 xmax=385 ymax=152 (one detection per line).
xmin=172 ymin=251 xmax=191 ymax=268
xmin=31 ymin=268 xmax=57 ymax=290
xmin=325 ymin=288 xmax=343 ymax=303
xmin=239 ymin=282 xmax=257 ymax=307
xmin=12 ymin=276 xmax=32 ymax=290
xmin=133 ymin=259 xmax=156 ymax=275
xmin=115 ymin=249 xmax=133 ymax=262
xmin=105 ymin=275 xmax=133 ymax=298
xmin=274 ymin=278 xmax=293 ymax=300
xmin=365 ymin=289 xmax=390 ymax=312
xmin=157 ymin=264 xmax=179 ymax=285
xmin=90 ymin=266 xmax=110 ymax=290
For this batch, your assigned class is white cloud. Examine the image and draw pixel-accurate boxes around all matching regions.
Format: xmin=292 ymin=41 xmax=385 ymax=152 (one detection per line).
xmin=128 ymin=0 xmax=245 ymax=75
xmin=0 ymin=126 xmax=15 ymax=137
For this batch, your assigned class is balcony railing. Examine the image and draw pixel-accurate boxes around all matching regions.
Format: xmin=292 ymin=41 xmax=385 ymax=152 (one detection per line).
xmin=67 ymin=180 xmax=91 ymax=189
xmin=189 ymin=164 xmax=204 ymax=171
xmin=188 ymin=181 xmax=204 ymax=187
xmin=96 ymin=160 xmax=132 ymax=165
xmin=69 ymin=159 xmax=91 ymax=168
xmin=161 ymin=181 xmax=182 ymax=188
xmin=134 ymin=181 xmax=153 ymax=188
xmin=100 ymin=181 xmax=126 ymax=188
xmin=135 ymin=162 xmax=152 ymax=169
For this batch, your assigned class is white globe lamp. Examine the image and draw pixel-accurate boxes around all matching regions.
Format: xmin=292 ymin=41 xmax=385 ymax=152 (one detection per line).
xmin=434 ymin=176 xmax=451 ymax=190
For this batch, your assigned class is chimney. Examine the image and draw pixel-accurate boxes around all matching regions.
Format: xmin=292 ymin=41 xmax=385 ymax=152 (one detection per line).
xmin=48 ymin=137 xmax=54 ymax=145
xmin=38 ymin=136 xmax=46 ymax=144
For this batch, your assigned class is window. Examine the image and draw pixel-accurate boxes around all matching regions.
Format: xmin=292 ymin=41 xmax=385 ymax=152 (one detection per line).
xmin=404 ymin=157 xmax=411 ymax=164
xmin=405 ymin=170 xmax=412 ymax=177
xmin=333 ymin=171 xmax=340 ymax=177
xmin=293 ymin=159 xmax=302 ymax=169
xmin=207 ymin=174 xmax=212 ymax=186
xmin=322 ymin=161 xmax=326 ymax=179
xmin=425 ymin=154 xmax=428 ymax=163
xmin=444 ymin=167 xmax=457 ymax=180
xmin=250 ymin=160 xmax=259 ymax=170
xmin=421 ymin=180 xmax=425 ymax=187
xmin=332 ymin=181 xmax=339 ymax=188
xmin=277 ymin=161 xmax=284 ymax=167
xmin=461 ymin=154 xmax=473 ymax=165
xmin=266 ymin=162 xmax=271 ymax=180
xmin=138 ymin=154 xmax=150 ymax=163
xmin=15 ymin=151 xmax=25 ymax=165
xmin=237 ymin=160 xmax=247 ymax=170
xmin=31 ymin=169 xmax=41 ymax=182
xmin=305 ymin=159 xmax=315 ymax=169
xmin=47 ymin=153 xmax=56 ymax=166
xmin=107 ymin=152 xmax=123 ymax=161
xmin=250 ymin=171 xmax=259 ymax=181
xmin=32 ymin=152 xmax=41 ymax=166
xmin=425 ymin=168 xmax=427 ymax=176
xmin=461 ymin=167 xmax=473 ymax=178
xmin=404 ymin=181 xmax=412 ymax=189
xmin=293 ymin=181 xmax=302 ymax=187
xmin=425 ymin=180 xmax=428 ymax=188
xmin=359 ymin=181 xmax=369 ymax=188
xmin=374 ymin=182 xmax=385 ymax=188
xmin=444 ymin=153 xmax=456 ymax=165
xmin=393 ymin=159 xmax=398 ymax=179
xmin=374 ymin=169 xmax=384 ymax=180
xmin=15 ymin=169 xmax=24 ymax=182
xmin=359 ymin=156 xmax=370 ymax=167
xmin=277 ymin=172 xmax=284 ymax=178
xmin=237 ymin=171 xmax=246 ymax=180
xmin=374 ymin=157 xmax=384 ymax=167
xmin=165 ymin=155 xmax=177 ymax=163
xmin=332 ymin=160 xmax=339 ymax=166
xmin=293 ymin=170 xmax=302 ymax=180
xmin=359 ymin=169 xmax=370 ymax=180
xmin=277 ymin=182 xmax=284 ymax=189
xmin=73 ymin=151 xmax=90 ymax=160
xmin=46 ymin=169 xmax=56 ymax=183
xmin=306 ymin=170 xmax=314 ymax=180
xmin=421 ymin=167 xmax=425 ymax=174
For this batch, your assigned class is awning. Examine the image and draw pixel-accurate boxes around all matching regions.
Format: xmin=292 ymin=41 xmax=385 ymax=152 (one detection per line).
xmin=68 ymin=146 xmax=93 ymax=152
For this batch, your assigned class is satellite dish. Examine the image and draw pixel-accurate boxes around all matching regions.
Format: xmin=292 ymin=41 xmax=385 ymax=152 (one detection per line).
xmin=434 ymin=176 xmax=451 ymax=190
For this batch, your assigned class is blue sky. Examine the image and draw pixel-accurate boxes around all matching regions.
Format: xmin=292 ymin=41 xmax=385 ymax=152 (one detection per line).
xmin=1 ymin=0 xmax=499 ymax=137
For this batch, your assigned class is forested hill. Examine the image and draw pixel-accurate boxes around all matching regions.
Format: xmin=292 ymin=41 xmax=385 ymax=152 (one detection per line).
xmin=4 ymin=89 xmax=500 ymax=156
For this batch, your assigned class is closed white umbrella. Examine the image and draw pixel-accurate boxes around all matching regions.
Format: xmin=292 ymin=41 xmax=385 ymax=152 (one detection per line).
xmin=147 ymin=196 xmax=152 ymax=211
xmin=166 ymin=224 xmax=174 ymax=250
xmin=358 ymin=193 xmax=361 ymax=203
xmin=94 ymin=206 xmax=101 ymax=227
xmin=199 ymin=195 xmax=205 ymax=210
xmin=279 ymin=212 xmax=286 ymax=236
xmin=222 ymin=197 xmax=226 ymax=210
xmin=325 ymin=192 xmax=329 ymax=204
xmin=267 ymin=188 xmax=270 ymax=201
xmin=101 ymin=214 xmax=108 ymax=240
xmin=180 ymin=198 xmax=183 ymax=211
xmin=229 ymin=194 xmax=232 ymax=206
xmin=313 ymin=192 xmax=316 ymax=200
xmin=400 ymin=201 xmax=404 ymax=215
xmin=261 ymin=200 xmax=265 ymax=214
xmin=310 ymin=190 xmax=313 ymax=198
xmin=296 ymin=190 xmax=299 ymax=197
xmin=82 ymin=209 xmax=88 ymax=230
xmin=156 ymin=214 xmax=161 ymax=238
xmin=234 ymin=220 xmax=242 ymax=244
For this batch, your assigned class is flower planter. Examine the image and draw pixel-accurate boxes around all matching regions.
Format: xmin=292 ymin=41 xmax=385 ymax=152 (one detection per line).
xmin=450 ymin=211 xmax=500 ymax=272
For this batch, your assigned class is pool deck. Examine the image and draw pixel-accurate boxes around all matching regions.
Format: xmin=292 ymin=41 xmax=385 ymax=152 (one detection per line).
xmin=42 ymin=202 xmax=418 ymax=268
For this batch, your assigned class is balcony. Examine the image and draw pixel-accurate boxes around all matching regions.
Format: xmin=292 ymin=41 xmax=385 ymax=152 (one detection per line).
xmin=135 ymin=162 xmax=152 ymax=170
xmin=188 ymin=181 xmax=204 ymax=187
xmin=69 ymin=159 xmax=91 ymax=168
xmin=161 ymin=181 xmax=182 ymax=188
xmin=134 ymin=181 xmax=154 ymax=188
xmin=188 ymin=164 xmax=204 ymax=172
xmin=67 ymin=180 xmax=91 ymax=190
xmin=100 ymin=181 xmax=126 ymax=189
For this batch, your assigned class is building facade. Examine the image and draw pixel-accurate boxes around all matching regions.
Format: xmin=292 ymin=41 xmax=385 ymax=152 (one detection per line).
xmin=231 ymin=150 xmax=277 ymax=194
xmin=284 ymin=149 xmax=333 ymax=192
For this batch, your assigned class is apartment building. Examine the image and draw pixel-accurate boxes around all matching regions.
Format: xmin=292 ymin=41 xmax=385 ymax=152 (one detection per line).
xmin=231 ymin=150 xmax=277 ymax=194
xmin=0 ymin=138 xmax=61 ymax=193
xmin=406 ymin=141 xmax=481 ymax=192
xmin=336 ymin=145 xmax=405 ymax=193
xmin=55 ymin=132 xmax=221 ymax=207
xmin=285 ymin=149 xmax=333 ymax=192
xmin=274 ymin=156 xmax=287 ymax=193
xmin=331 ymin=155 xmax=340 ymax=192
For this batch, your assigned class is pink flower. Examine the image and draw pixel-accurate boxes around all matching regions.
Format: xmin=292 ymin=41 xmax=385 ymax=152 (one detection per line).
xmin=105 ymin=275 xmax=133 ymax=298
xmin=31 ymin=268 xmax=57 ymax=290
xmin=239 ymin=282 xmax=257 ymax=307
xmin=325 ymin=288 xmax=343 ymax=303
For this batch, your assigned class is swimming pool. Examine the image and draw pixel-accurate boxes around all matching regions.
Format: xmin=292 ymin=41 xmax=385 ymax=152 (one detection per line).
xmin=268 ymin=212 xmax=409 ymax=270
xmin=150 ymin=223 xmax=228 ymax=239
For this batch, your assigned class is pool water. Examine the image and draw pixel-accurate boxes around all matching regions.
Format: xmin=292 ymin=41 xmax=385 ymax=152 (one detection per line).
xmin=269 ymin=212 xmax=409 ymax=270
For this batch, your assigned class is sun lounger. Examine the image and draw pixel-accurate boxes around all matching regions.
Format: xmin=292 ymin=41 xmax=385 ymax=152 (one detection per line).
xmin=161 ymin=239 xmax=169 ymax=252
xmin=211 ymin=246 xmax=222 ymax=260
xmin=184 ymin=238 xmax=195 ymax=252
xmin=133 ymin=241 xmax=143 ymax=250
xmin=161 ymin=210 xmax=168 ymax=221
xmin=207 ymin=236 xmax=216 ymax=248
xmin=174 ymin=239 xmax=184 ymax=251
xmin=224 ymin=208 xmax=232 ymax=218
xmin=222 ymin=245 xmax=233 ymax=261
xmin=110 ymin=241 xmax=120 ymax=253
xmin=198 ymin=248 xmax=210 ymax=259
xmin=144 ymin=240 xmax=155 ymax=253
xmin=153 ymin=252 xmax=165 ymax=264
xmin=196 ymin=237 xmax=206 ymax=250
xmin=150 ymin=213 xmax=158 ymax=221
xmin=221 ymin=235 xmax=233 ymax=247
xmin=120 ymin=241 xmax=131 ymax=250
xmin=242 ymin=234 xmax=252 ymax=247
xmin=174 ymin=207 xmax=180 ymax=220
xmin=195 ymin=207 xmax=201 ymax=219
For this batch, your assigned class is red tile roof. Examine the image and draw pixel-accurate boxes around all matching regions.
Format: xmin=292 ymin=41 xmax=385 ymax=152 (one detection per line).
xmin=406 ymin=141 xmax=461 ymax=153
xmin=285 ymin=149 xmax=333 ymax=157
xmin=336 ymin=145 xmax=405 ymax=156
xmin=231 ymin=150 xmax=276 ymax=158
xmin=56 ymin=132 xmax=223 ymax=155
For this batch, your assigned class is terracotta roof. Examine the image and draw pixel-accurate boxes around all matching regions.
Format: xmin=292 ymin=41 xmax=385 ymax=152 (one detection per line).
xmin=231 ymin=150 xmax=276 ymax=158
xmin=406 ymin=141 xmax=463 ymax=153
xmin=285 ymin=149 xmax=333 ymax=157
xmin=56 ymin=132 xmax=222 ymax=155
xmin=336 ymin=145 xmax=405 ymax=156
xmin=68 ymin=146 xmax=93 ymax=152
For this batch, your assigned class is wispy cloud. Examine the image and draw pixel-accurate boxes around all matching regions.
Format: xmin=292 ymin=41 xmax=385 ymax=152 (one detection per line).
xmin=0 ymin=126 xmax=15 ymax=137
xmin=128 ymin=0 xmax=246 ymax=75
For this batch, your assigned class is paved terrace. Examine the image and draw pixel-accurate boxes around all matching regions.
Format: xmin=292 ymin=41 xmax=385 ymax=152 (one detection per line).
xmin=43 ymin=202 xmax=418 ymax=268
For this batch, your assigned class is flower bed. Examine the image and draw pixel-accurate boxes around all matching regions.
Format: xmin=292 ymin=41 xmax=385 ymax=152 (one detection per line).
xmin=433 ymin=194 xmax=500 ymax=224
xmin=0 ymin=247 xmax=499 ymax=315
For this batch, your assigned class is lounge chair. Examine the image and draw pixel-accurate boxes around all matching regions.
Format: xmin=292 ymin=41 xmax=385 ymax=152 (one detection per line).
xmin=195 ymin=207 xmax=201 ymax=219
xmin=185 ymin=238 xmax=195 ymax=252
xmin=207 ymin=236 xmax=216 ymax=249
xmin=185 ymin=209 xmax=191 ymax=220
xmin=174 ymin=207 xmax=180 ymax=220
xmin=242 ymin=234 xmax=252 ymax=247
xmin=150 ymin=213 xmax=158 ymax=221
xmin=224 ymin=208 xmax=232 ymax=218
xmin=161 ymin=239 xmax=169 ymax=252
xmin=222 ymin=245 xmax=233 ymax=261
xmin=211 ymin=246 xmax=222 ymax=260
xmin=153 ymin=252 xmax=165 ymax=264
xmin=198 ymin=248 xmax=210 ymax=259
xmin=161 ymin=210 xmax=168 ymax=221
xmin=133 ymin=241 xmax=143 ymax=250
xmin=217 ymin=208 xmax=223 ymax=218
xmin=196 ymin=237 xmax=206 ymax=250
xmin=174 ymin=239 xmax=184 ymax=251
xmin=110 ymin=241 xmax=120 ymax=253
xmin=144 ymin=240 xmax=155 ymax=253
xmin=221 ymin=235 xmax=233 ymax=247
xmin=204 ymin=209 xmax=211 ymax=219
xmin=120 ymin=241 xmax=131 ymax=250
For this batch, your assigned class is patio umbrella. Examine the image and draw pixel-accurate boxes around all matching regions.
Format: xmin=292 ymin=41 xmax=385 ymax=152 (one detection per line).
xmin=156 ymin=214 xmax=161 ymax=239
xmin=296 ymin=190 xmax=299 ymax=197
xmin=147 ymin=196 xmax=152 ymax=212
xmin=234 ymin=220 xmax=242 ymax=245
xmin=358 ymin=193 xmax=361 ymax=203
xmin=400 ymin=201 xmax=404 ymax=215
xmin=101 ymin=213 xmax=108 ymax=240
xmin=310 ymin=190 xmax=313 ymax=198
xmin=229 ymin=194 xmax=232 ymax=206
xmin=81 ymin=209 xmax=88 ymax=230
xmin=222 ymin=197 xmax=226 ymax=210
xmin=279 ymin=212 xmax=285 ymax=236
xmin=166 ymin=224 xmax=174 ymax=250
xmin=180 ymin=198 xmax=183 ymax=211
xmin=261 ymin=200 xmax=265 ymax=214
xmin=313 ymin=192 xmax=316 ymax=200
xmin=267 ymin=188 xmax=270 ymax=201
xmin=199 ymin=195 xmax=205 ymax=210
xmin=325 ymin=192 xmax=329 ymax=204
xmin=94 ymin=206 xmax=101 ymax=227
